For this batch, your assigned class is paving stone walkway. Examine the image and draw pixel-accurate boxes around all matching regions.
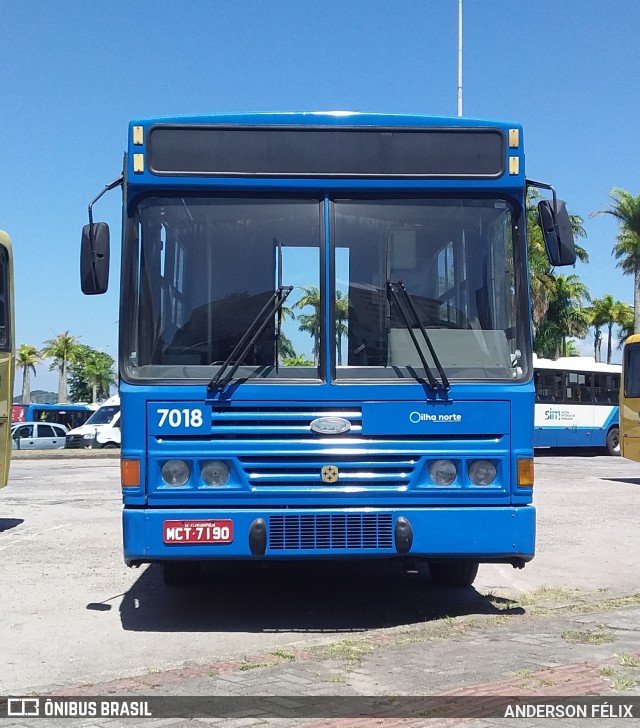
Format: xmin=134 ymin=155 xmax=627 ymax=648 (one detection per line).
xmin=5 ymin=594 xmax=640 ymax=727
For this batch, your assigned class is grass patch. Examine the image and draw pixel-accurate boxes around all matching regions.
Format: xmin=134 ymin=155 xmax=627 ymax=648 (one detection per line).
xmin=270 ymin=650 xmax=296 ymax=662
xmin=616 ymin=652 xmax=640 ymax=668
xmin=599 ymin=666 xmax=618 ymax=679
xmin=611 ymin=676 xmax=636 ymax=691
xmin=560 ymin=630 xmax=616 ymax=645
xmin=514 ymin=669 xmax=532 ymax=679
xmin=323 ymin=639 xmax=374 ymax=662
xmin=517 ymin=586 xmax=587 ymax=606
xmin=238 ymin=661 xmax=270 ymax=671
xmin=525 ymin=591 xmax=640 ymax=617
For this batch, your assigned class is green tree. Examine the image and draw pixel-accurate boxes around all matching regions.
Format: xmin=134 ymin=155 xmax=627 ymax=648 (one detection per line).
xmin=591 ymin=189 xmax=640 ymax=333
xmin=335 ymin=290 xmax=349 ymax=366
xmin=588 ymin=295 xmax=630 ymax=364
xmin=68 ymin=345 xmax=116 ymax=403
xmin=526 ymin=190 xmax=588 ymax=329
xmin=281 ymin=355 xmax=314 ymax=366
xmin=293 ymin=285 xmax=321 ymax=364
xmin=616 ymin=303 xmax=635 ymax=350
xmin=535 ymin=274 xmax=590 ymax=359
xmin=41 ymin=331 xmax=81 ymax=404
xmin=293 ymin=286 xmax=350 ymax=366
xmin=16 ymin=344 xmax=40 ymax=404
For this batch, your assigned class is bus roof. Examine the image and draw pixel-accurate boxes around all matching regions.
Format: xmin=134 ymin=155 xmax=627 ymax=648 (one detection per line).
xmin=0 ymin=230 xmax=12 ymax=251
xmin=130 ymin=111 xmax=522 ymax=130
xmin=533 ymin=355 xmax=621 ymax=373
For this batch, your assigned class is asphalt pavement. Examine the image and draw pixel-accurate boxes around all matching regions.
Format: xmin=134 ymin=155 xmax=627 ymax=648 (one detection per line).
xmin=1 ymin=452 xmax=639 ymax=727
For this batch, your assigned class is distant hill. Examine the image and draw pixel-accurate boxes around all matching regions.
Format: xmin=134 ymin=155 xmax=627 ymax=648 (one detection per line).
xmin=13 ymin=390 xmax=57 ymax=405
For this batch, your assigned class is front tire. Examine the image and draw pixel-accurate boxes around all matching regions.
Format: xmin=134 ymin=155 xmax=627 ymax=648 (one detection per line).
xmin=428 ymin=559 xmax=479 ymax=587
xmin=606 ymin=427 xmax=620 ymax=456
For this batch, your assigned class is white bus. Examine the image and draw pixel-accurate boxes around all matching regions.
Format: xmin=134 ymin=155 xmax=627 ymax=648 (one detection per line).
xmin=533 ymin=356 xmax=621 ymax=455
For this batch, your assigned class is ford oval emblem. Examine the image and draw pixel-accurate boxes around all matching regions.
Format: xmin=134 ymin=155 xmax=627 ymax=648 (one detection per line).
xmin=310 ymin=417 xmax=351 ymax=435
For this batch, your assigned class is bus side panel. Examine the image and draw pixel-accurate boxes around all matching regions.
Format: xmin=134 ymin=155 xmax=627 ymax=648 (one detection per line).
xmin=621 ymin=397 xmax=640 ymax=460
xmin=534 ymin=403 xmax=617 ymax=449
xmin=0 ymin=352 xmax=12 ymax=487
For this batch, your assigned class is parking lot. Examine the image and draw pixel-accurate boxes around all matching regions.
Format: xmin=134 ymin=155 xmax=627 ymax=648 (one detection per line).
xmin=1 ymin=452 xmax=639 ymax=696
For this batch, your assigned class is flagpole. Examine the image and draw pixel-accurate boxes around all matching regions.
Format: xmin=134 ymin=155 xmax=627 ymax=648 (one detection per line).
xmin=457 ymin=0 xmax=463 ymax=117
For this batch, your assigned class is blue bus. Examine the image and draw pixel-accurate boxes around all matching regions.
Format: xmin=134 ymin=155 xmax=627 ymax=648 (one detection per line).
xmin=12 ymin=403 xmax=94 ymax=430
xmin=533 ymin=356 xmax=621 ymax=455
xmin=80 ymin=113 xmax=575 ymax=586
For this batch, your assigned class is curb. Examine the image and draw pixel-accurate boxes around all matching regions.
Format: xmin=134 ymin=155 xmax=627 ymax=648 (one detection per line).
xmin=11 ymin=449 xmax=120 ymax=459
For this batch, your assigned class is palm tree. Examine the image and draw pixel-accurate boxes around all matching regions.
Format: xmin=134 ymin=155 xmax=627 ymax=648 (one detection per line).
xmin=82 ymin=348 xmax=116 ymax=403
xmin=335 ymin=290 xmax=349 ymax=366
xmin=616 ymin=303 xmax=635 ymax=350
xmin=585 ymin=305 xmax=604 ymax=362
xmin=16 ymin=344 xmax=40 ymax=404
xmin=588 ymin=295 xmax=630 ymax=364
xmin=526 ymin=190 xmax=589 ymax=329
xmin=293 ymin=285 xmax=321 ymax=365
xmin=591 ymin=189 xmax=640 ymax=333
xmin=41 ymin=331 xmax=80 ymax=404
xmin=536 ymin=274 xmax=590 ymax=359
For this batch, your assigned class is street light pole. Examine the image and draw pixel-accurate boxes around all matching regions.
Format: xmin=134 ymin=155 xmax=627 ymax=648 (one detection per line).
xmin=457 ymin=0 xmax=463 ymax=116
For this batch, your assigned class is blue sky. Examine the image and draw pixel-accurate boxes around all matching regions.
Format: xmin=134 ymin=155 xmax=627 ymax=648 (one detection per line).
xmin=2 ymin=0 xmax=639 ymax=392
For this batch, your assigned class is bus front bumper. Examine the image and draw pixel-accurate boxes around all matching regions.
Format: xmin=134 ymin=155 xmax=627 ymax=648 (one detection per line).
xmin=123 ymin=506 xmax=535 ymax=566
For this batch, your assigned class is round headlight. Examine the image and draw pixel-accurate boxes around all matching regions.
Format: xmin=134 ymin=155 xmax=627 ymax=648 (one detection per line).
xmin=469 ymin=459 xmax=497 ymax=486
xmin=429 ymin=459 xmax=457 ymax=486
xmin=201 ymin=460 xmax=230 ymax=487
xmin=161 ymin=460 xmax=190 ymax=487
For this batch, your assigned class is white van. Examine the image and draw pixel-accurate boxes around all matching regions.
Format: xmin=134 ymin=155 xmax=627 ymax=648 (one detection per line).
xmin=65 ymin=395 xmax=121 ymax=449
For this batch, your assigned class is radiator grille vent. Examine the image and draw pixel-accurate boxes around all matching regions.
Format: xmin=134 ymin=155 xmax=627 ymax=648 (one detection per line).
xmin=268 ymin=513 xmax=394 ymax=551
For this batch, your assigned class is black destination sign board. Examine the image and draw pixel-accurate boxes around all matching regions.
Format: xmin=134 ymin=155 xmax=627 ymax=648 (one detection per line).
xmin=146 ymin=125 xmax=505 ymax=179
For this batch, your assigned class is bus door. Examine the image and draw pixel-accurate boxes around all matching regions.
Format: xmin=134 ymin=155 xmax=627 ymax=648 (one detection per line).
xmin=0 ymin=236 xmax=13 ymax=487
xmin=621 ymin=337 xmax=640 ymax=461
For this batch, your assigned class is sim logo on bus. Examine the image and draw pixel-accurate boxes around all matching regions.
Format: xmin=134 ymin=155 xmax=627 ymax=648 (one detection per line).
xmin=544 ymin=409 xmax=574 ymax=422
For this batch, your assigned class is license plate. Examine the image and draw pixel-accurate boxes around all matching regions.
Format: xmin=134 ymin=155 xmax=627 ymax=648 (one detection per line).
xmin=163 ymin=519 xmax=233 ymax=544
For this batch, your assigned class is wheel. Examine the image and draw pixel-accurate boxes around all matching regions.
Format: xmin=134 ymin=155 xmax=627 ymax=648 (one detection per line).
xmin=428 ymin=559 xmax=479 ymax=587
xmin=161 ymin=561 xmax=201 ymax=586
xmin=102 ymin=442 xmax=119 ymax=449
xmin=605 ymin=427 xmax=620 ymax=457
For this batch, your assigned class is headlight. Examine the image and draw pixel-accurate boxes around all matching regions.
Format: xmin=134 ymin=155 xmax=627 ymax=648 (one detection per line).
xmin=83 ymin=433 xmax=94 ymax=439
xmin=429 ymin=459 xmax=457 ymax=486
xmin=201 ymin=460 xmax=230 ymax=487
xmin=161 ymin=460 xmax=190 ymax=487
xmin=469 ymin=459 xmax=497 ymax=486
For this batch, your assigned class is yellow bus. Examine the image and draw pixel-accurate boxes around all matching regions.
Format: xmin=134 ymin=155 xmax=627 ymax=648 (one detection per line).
xmin=621 ymin=333 xmax=640 ymax=461
xmin=0 ymin=230 xmax=14 ymax=487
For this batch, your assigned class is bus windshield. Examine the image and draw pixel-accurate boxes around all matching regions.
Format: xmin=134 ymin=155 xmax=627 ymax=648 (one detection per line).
xmin=123 ymin=194 xmax=528 ymax=383
xmin=85 ymin=405 xmax=119 ymax=426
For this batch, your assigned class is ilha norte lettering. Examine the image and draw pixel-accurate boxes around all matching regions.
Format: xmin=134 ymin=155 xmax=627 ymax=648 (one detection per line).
xmin=410 ymin=411 xmax=462 ymax=424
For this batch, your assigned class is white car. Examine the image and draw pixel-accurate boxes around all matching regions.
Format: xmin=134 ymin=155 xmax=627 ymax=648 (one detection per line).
xmin=11 ymin=422 xmax=68 ymax=450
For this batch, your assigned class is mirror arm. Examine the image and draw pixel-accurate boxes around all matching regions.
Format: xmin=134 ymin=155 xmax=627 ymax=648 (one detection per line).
xmin=526 ymin=178 xmax=557 ymax=211
xmin=88 ymin=175 xmax=123 ymax=228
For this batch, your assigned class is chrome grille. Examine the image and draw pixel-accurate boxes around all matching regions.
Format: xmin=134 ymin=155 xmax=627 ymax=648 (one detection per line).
xmin=268 ymin=513 xmax=394 ymax=551
xmin=241 ymin=454 xmax=417 ymax=487
xmin=210 ymin=405 xmax=362 ymax=439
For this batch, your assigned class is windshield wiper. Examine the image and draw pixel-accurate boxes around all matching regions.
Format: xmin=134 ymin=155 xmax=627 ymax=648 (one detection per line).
xmin=386 ymin=280 xmax=450 ymax=392
xmin=208 ymin=285 xmax=293 ymax=392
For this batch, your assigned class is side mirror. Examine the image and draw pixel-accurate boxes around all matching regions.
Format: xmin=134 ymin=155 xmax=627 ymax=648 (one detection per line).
xmin=81 ymin=222 xmax=110 ymax=295
xmin=538 ymin=199 xmax=576 ymax=267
